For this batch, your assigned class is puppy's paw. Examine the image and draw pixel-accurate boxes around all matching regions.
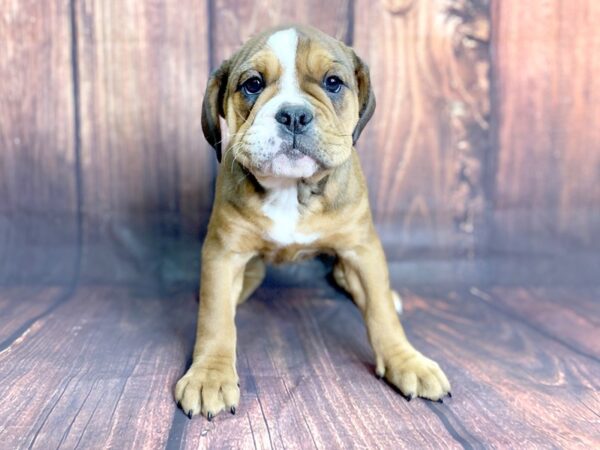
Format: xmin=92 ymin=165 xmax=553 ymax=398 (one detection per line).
xmin=175 ymin=362 xmax=240 ymax=420
xmin=378 ymin=350 xmax=451 ymax=401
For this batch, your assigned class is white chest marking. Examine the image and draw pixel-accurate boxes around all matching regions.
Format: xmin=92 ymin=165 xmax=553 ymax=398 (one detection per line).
xmin=261 ymin=180 xmax=318 ymax=246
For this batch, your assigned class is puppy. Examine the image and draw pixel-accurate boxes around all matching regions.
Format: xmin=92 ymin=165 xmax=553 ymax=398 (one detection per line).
xmin=175 ymin=25 xmax=451 ymax=420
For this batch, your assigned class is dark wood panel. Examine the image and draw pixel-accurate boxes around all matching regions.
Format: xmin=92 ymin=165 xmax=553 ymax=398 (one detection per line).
xmin=491 ymin=0 xmax=600 ymax=248
xmin=76 ymin=0 xmax=213 ymax=234
xmin=1 ymin=276 xmax=599 ymax=448
xmin=353 ymin=0 xmax=491 ymax=254
xmin=0 ymin=0 xmax=77 ymax=213
xmin=354 ymin=1 xmax=490 ymax=251
xmin=0 ymin=0 xmax=79 ymax=283
xmin=3 ymin=0 xmax=600 ymax=266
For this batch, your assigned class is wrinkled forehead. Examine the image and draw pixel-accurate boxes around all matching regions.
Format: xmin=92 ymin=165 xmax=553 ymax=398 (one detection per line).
xmin=229 ymin=27 xmax=354 ymax=86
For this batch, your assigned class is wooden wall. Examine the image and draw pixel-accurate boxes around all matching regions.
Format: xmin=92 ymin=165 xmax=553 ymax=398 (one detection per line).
xmin=1 ymin=0 xmax=599 ymax=273
xmin=0 ymin=0 xmax=80 ymax=282
xmin=491 ymin=0 xmax=600 ymax=250
xmin=354 ymin=0 xmax=490 ymax=253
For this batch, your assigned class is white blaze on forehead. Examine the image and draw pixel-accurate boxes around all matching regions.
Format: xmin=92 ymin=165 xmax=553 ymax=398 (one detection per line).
xmin=266 ymin=28 xmax=300 ymax=98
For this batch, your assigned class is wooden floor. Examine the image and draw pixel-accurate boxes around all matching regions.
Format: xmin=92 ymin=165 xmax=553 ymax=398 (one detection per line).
xmin=1 ymin=256 xmax=599 ymax=449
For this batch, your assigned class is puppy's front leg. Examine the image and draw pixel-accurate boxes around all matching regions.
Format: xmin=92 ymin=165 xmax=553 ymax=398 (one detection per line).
xmin=175 ymin=240 xmax=252 ymax=419
xmin=337 ymin=231 xmax=451 ymax=401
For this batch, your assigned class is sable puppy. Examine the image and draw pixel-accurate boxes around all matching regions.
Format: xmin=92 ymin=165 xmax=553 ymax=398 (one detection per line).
xmin=175 ymin=25 xmax=451 ymax=420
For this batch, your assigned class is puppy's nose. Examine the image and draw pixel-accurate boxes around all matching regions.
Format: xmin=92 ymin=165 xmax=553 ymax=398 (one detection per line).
xmin=275 ymin=105 xmax=314 ymax=134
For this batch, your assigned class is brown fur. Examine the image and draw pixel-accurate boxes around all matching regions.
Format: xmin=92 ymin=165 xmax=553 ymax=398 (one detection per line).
xmin=176 ymin=25 xmax=450 ymax=419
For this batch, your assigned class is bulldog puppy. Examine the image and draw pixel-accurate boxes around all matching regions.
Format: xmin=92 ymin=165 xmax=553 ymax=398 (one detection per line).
xmin=175 ymin=25 xmax=451 ymax=420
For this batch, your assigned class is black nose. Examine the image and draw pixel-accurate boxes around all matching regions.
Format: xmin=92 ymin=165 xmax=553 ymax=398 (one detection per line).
xmin=275 ymin=105 xmax=314 ymax=134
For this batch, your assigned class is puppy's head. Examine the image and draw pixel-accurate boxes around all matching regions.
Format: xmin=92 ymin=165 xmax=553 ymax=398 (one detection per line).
xmin=202 ymin=25 xmax=375 ymax=180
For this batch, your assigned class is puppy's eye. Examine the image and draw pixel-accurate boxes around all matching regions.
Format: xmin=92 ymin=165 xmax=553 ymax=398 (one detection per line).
xmin=324 ymin=75 xmax=343 ymax=94
xmin=242 ymin=77 xmax=264 ymax=95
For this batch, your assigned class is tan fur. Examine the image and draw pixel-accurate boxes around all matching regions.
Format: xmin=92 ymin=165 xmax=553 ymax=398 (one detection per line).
xmin=176 ymin=25 xmax=450 ymax=420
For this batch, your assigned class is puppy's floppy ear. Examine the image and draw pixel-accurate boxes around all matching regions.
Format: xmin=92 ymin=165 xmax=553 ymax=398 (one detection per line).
xmin=201 ymin=59 xmax=231 ymax=163
xmin=352 ymin=53 xmax=376 ymax=144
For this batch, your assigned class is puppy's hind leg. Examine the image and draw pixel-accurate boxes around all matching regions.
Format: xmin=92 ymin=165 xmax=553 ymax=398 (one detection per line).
xmin=237 ymin=256 xmax=266 ymax=305
xmin=333 ymin=258 xmax=366 ymax=312
xmin=333 ymin=258 xmax=402 ymax=314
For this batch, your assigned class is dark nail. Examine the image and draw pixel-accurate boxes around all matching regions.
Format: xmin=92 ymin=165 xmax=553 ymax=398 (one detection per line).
xmin=230 ymin=406 xmax=237 ymax=415
xmin=207 ymin=412 xmax=213 ymax=421
xmin=177 ymin=401 xmax=182 ymax=409
xmin=187 ymin=411 xmax=193 ymax=420
xmin=405 ymin=394 xmax=413 ymax=402
xmin=448 ymin=392 xmax=452 ymax=398
xmin=437 ymin=399 xmax=444 ymax=404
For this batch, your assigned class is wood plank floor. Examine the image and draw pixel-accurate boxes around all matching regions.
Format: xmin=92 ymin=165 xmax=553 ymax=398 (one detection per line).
xmin=1 ymin=261 xmax=599 ymax=449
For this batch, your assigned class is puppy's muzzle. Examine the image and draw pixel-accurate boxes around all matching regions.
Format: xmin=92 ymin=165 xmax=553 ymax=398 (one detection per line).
xmin=275 ymin=104 xmax=314 ymax=136
xmin=274 ymin=103 xmax=320 ymax=164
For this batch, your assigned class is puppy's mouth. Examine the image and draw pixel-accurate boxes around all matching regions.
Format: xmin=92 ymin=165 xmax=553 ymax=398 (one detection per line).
xmin=276 ymin=139 xmax=319 ymax=161
xmin=252 ymin=138 xmax=322 ymax=179
xmin=279 ymin=146 xmax=306 ymax=161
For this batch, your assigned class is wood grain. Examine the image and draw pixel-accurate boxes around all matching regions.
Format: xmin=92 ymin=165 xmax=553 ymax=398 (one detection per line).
xmin=491 ymin=0 xmax=600 ymax=249
xmin=75 ymin=0 xmax=213 ymax=236
xmin=405 ymin=286 xmax=600 ymax=448
xmin=1 ymin=273 xmax=599 ymax=449
xmin=0 ymin=0 xmax=77 ymax=213
xmin=484 ymin=287 xmax=600 ymax=358
xmin=352 ymin=0 xmax=491 ymax=255
xmin=0 ymin=0 xmax=80 ymax=283
xmin=0 ymin=286 xmax=189 ymax=449
xmin=0 ymin=287 xmax=61 ymax=346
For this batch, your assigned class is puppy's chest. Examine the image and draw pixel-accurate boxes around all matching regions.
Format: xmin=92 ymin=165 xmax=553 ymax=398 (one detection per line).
xmin=260 ymin=185 xmax=319 ymax=250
